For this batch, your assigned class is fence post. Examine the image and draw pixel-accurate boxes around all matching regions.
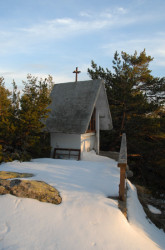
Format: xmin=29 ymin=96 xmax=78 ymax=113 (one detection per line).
xmin=118 ymin=133 xmax=127 ymax=201
xmin=118 ymin=163 xmax=127 ymax=201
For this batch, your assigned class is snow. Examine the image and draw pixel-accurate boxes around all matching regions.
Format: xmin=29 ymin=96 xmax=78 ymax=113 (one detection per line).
xmin=0 ymin=152 xmax=164 ymax=250
xmin=147 ymin=205 xmax=162 ymax=215
xmin=127 ymin=180 xmax=165 ymax=249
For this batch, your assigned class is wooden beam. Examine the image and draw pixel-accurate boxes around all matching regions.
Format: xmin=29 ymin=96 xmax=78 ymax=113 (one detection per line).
xmin=118 ymin=133 xmax=127 ymax=201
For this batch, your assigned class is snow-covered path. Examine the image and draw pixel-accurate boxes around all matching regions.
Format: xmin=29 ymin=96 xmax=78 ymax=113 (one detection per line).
xmin=0 ymin=152 xmax=164 ymax=250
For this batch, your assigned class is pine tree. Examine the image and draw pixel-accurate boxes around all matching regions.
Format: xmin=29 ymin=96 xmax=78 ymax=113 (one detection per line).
xmin=0 ymin=77 xmax=13 ymax=161
xmin=0 ymin=75 xmax=53 ymax=162
xmin=88 ymin=50 xmax=165 ymax=193
xmin=19 ymin=74 xmax=52 ymax=157
xmin=9 ymin=80 xmax=21 ymax=154
xmin=88 ymin=50 xmax=158 ymax=135
xmin=0 ymin=77 xmax=11 ymax=118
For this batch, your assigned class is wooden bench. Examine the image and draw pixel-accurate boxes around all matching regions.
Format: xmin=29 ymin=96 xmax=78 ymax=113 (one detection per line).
xmin=53 ymin=148 xmax=81 ymax=161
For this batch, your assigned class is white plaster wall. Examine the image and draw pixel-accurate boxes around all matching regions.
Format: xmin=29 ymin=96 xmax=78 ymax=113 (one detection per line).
xmin=50 ymin=133 xmax=81 ymax=155
xmin=51 ymin=132 xmax=96 ymax=158
xmin=81 ymin=133 xmax=96 ymax=152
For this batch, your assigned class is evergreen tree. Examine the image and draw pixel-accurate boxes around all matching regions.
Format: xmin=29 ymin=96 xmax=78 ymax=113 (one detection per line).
xmin=0 ymin=78 xmax=16 ymax=161
xmin=0 ymin=77 xmax=11 ymax=118
xmin=0 ymin=75 xmax=53 ymax=162
xmin=88 ymin=50 xmax=165 ymax=194
xmin=9 ymin=80 xmax=21 ymax=150
xmin=0 ymin=78 xmax=12 ymax=146
xmin=19 ymin=74 xmax=52 ymax=157
xmin=88 ymin=50 xmax=159 ymax=135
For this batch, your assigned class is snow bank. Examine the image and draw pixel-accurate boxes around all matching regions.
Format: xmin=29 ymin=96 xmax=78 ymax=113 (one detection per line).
xmin=148 ymin=205 xmax=162 ymax=215
xmin=0 ymin=152 xmax=164 ymax=249
xmin=127 ymin=180 xmax=165 ymax=249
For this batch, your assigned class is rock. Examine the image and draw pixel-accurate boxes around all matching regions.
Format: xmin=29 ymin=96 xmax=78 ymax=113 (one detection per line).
xmin=10 ymin=179 xmax=21 ymax=187
xmin=0 ymin=171 xmax=34 ymax=179
xmin=0 ymin=185 xmax=6 ymax=194
xmin=136 ymin=184 xmax=165 ymax=232
xmin=0 ymin=171 xmax=62 ymax=205
xmin=126 ymin=170 xmax=133 ymax=178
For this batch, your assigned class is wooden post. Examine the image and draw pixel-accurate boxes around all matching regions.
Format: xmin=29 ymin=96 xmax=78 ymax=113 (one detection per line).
xmin=118 ymin=163 xmax=126 ymax=201
xmin=118 ymin=133 xmax=127 ymax=201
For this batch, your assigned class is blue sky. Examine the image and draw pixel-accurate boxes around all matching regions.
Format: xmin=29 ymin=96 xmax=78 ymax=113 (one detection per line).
xmin=0 ymin=0 xmax=165 ymax=90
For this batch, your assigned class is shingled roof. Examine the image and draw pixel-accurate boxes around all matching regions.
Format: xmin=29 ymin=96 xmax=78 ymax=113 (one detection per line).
xmin=46 ymin=79 xmax=112 ymax=134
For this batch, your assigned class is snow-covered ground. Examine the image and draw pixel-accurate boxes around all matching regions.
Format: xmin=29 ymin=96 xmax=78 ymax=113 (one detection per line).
xmin=0 ymin=152 xmax=164 ymax=250
xmin=147 ymin=205 xmax=162 ymax=215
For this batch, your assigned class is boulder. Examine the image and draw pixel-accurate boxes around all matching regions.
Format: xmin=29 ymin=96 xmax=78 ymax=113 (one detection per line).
xmin=0 ymin=171 xmax=34 ymax=179
xmin=0 ymin=171 xmax=62 ymax=205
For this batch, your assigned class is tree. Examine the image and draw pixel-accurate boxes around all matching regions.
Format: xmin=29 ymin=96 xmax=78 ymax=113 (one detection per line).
xmin=88 ymin=50 xmax=159 ymax=135
xmin=0 ymin=78 xmax=20 ymax=161
xmin=0 ymin=78 xmax=12 ymax=154
xmin=88 ymin=50 xmax=165 ymax=194
xmin=0 ymin=75 xmax=54 ymax=162
xmin=19 ymin=74 xmax=52 ymax=157
xmin=0 ymin=77 xmax=12 ymax=117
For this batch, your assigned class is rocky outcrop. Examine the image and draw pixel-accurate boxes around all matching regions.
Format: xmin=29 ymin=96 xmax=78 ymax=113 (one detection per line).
xmin=0 ymin=171 xmax=62 ymax=205
xmin=136 ymin=185 xmax=165 ymax=232
xmin=0 ymin=171 xmax=34 ymax=179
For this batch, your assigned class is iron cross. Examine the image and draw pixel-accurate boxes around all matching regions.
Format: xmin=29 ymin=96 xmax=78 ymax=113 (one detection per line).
xmin=73 ymin=67 xmax=81 ymax=82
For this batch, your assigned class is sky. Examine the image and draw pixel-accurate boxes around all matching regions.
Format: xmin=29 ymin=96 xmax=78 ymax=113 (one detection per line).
xmin=0 ymin=0 xmax=165 ymax=90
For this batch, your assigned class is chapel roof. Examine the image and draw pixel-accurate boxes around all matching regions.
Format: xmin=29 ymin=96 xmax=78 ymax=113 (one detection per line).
xmin=46 ymin=79 xmax=112 ymax=134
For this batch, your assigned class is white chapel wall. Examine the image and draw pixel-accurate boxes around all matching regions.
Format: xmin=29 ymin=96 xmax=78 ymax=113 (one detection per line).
xmin=81 ymin=133 xmax=96 ymax=153
xmin=50 ymin=133 xmax=81 ymax=156
xmin=50 ymin=132 xmax=96 ymax=157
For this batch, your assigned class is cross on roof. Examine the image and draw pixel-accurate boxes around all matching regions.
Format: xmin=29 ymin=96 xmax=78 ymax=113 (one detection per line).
xmin=73 ymin=67 xmax=81 ymax=82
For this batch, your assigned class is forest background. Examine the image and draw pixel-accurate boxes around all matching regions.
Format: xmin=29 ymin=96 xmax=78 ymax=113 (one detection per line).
xmin=0 ymin=50 xmax=164 ymax=196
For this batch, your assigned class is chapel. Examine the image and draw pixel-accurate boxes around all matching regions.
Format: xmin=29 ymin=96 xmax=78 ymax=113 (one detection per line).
xmin=46 ymin=79 xmax=112 ymax=160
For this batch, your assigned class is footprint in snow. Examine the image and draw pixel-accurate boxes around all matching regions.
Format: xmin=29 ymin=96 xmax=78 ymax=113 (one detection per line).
xmin=89 ymin=220 xmax=99 ymax=226
xmin=14 ymin=198 xmax=21 ymax=209
xmin=0 ymin=222 xmax=10 ymax=241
